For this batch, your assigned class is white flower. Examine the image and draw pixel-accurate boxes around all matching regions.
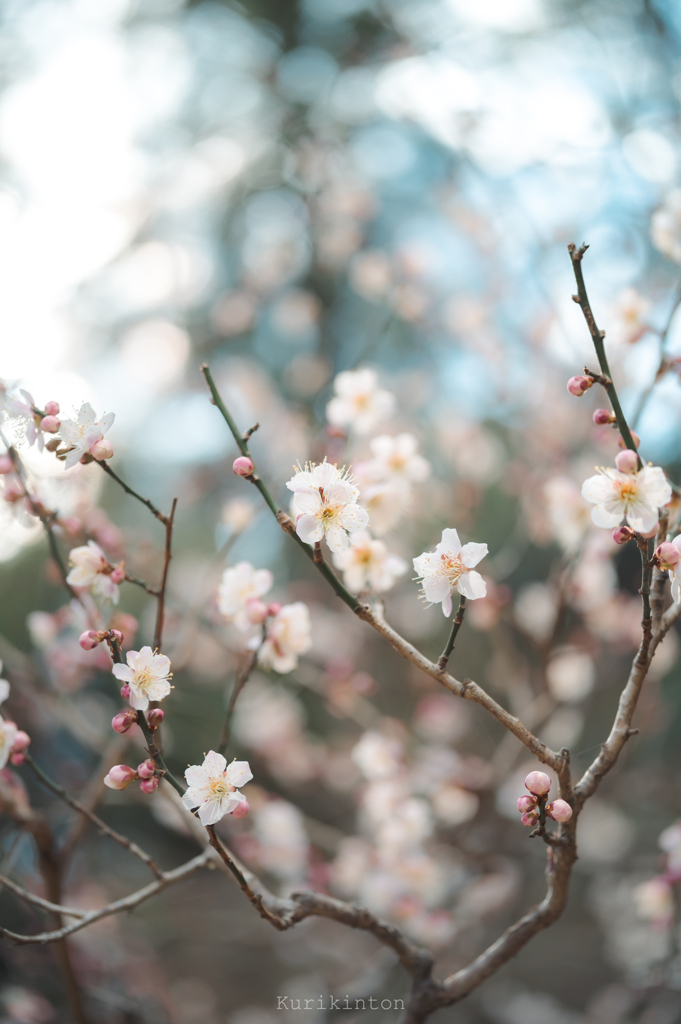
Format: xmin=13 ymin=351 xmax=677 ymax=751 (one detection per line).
xmin=286 ymin=460 xmax=369 ymax=553
xmin=332 ymin=531 xmax=407 ymax=593
xmin=544 ymin=477 xmax=592 ymax=553
xmin=0 ymin=716 xmax=17 ymax=770
xmin=358 ymin=478 xmax=411 ymax=536
xmin=217 ymin=561 xmax=273 ymax=632
xmin=181 ymin=750 xmax=252 ymax=826
xmin=652 ymin=189 xmax=681 ymax=264
xmin=257 ymin=602 xmax=312 ymax=674
xmin=7 ymin=390 xmax=44 ymax=451
xmin=58 ymin=403 xmax=114 ymax=470
xmin=581 ymin=465 xmax=671 ymax=533
xmin=361 ymin=434 xmax=430 ymax=484
xmin=326 ymin=369 xmax=396 ymax=435
xmin=413 ymin=528 xmax=488 ymax=616
xmin=0 ymin=661 xmax=9 ymax=706
xmin=352 ymin=731 xmax=404 ymax=780
xmin=112 ymin=646 xmax=172 ymax=711
xmin=66 ymin=541 xmax=120 ymax=604
xmin=609 ymin=288 xmax=650 ymax=347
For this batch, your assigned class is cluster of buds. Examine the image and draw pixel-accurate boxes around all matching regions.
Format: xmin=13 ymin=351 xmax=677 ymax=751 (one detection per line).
xmin=104 ymin=759 xmax=159 ymax=795
xmin=111 ymin=706 xmax=164 ymax=734
xmin=79 ymin=628 xmax=124 ymax=651
xmin=517 ymin=771 xmax=572 ymax=831
xmin=7 ymin=728 xmax=31 ymax=767
xmin=567 ymin=375 xmax=594 ymax=397
xmin=233 ymin=456 xmax=255 ymax=477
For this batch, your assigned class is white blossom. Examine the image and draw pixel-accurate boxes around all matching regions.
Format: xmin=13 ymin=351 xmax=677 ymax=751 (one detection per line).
xmin=256 ymin=602 xmax=312 ymax=673
xmin=651 ymin=189 xmax=681 ymax=264
xmin=0 ymin=717 xmax=17 ymax=770
xmin=352 ymin=731 xmax=404 ymax=780
xmin=7 ymin=390 xmax=45 ymax=451
xmin=543 ymin=477 xmax=592 ymax=553
xmin=0 ymin=661 xmax=9 ymax=706
xmin=66 ymin=541 xmax=120 ymax=604
xmin=181 ymin=750 xmax=252 ymax=826
xmin=609 ymin=288 xmax=650 ymax=346
xmin=413 ymin=528 xmax=488 ymax=616
xmin=332 ymin=531 xmax=407 ymax=593
xmin=581 ymin=465 xmax=671 ymax=534
xmin=58 ymin=403 xmax=114 ymax=470
xmin=360 ymin=434 xmax=430 ymax=484
xmin=358 ymin=478 xmax=411 ymax=536
xmin=286 ymin=460 xmax=369 ymax=553
xmin=112 ymin=646 xmax=172 ymax=711
xmin=217 ymin=561 xmax=273 ymax=632
xmin=326 ymin=368 xmax=396 ymax=435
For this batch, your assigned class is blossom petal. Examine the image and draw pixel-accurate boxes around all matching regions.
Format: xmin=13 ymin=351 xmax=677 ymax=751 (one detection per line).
xmin=296 ymin=513 xmax=324 ymax=545
xmin=325 ymin=522 xmax=349 ymax=553
xmin=112 ymin=665 xmax=133 ymax=683
xmin=98 ymin=412 xmax=115 ymax=434
xmin=340 ymin=504 xmax=369 ymax=531
xmin=128 ymin=690 xmax=150 ymax=711
xmin=291 ymin=490 xmax=321 ymax=515
xmin=460 ymin=542 xmax=488 ymax=569
xmin=581 ymin=474 xmax=615 ymax=505
xmin=439 ymin=529 xmax=461 ymax=557
xmin=203 ymin=750 xmax=227 ymax=776
xmin=442 ymin=592 xmax=452 ymax=617
xmin=457 ymin=570 xmax=487 ymax=600
xmin=185 ymin=766 xmax=210 ymax=788
xmin=422 ymin=576 xmax=451 ymax=603
xmin=225 ymin=760 xmax=253 ymax=788
xmin=626 ymin=502 xmax=658 ymax=533
xmin=591 ymin=504 xmax=624 ymax=528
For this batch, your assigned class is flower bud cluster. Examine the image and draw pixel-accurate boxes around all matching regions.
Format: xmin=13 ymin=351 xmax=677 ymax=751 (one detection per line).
xmin=104 ymin=759 xmax=159 ymax=794
xmin=516 ymin=771 xmax=572 ymax=829
xmin=79 ymin=628 xmax=124 ymax=651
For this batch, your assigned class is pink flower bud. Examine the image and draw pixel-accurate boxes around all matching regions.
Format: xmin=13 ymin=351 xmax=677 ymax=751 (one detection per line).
xmin=0 ymin=455 xmax=13 ymax=474
xmin=44 ymin=401 xmax=60 ymax=416
xmin=112 ymin=710 xmax=137 ymax=734
xmin=615 ymin=449 xmax=639 ymax=474
xmin=40 ymin=415 xmax=60 ymax=433
xmin=520 ymin=811 xmax=539 ymax=827
xmin=147 ymin=708 xmax=165 ymax=730
xmin=231 ymin=794 xmax=249 ymax=819
xmin=110 ymin=566 xmax=125 ymax=585
xmin=656 ymin=542 xmax=681 ymax=568
xmin=268 ymin=602 xmax=282 ymax=616
xmin=11 ymin=731 xmax=30 ymax=753
xmin=120 ymin=684 xmax=131 ymax=699
xmin=547 ymin=798 xmax=573 ymax=822
xmin=567 ymin=375 xmax=593 ymax=396
xmin=233 ymin=456 xmax=254 ymax=477
xmin=110 ymin=629 xmax=124 ymax=643
xmin=613 ymin=525 xmax=634 ymax=545
xmin=139 ymin=776 xmax=159 ymax=795
xmin=104 ymin=765 xmax=137 ymax=790
xmin=137 ymin=759 xmax=156 ymax=780
xmin=618 ymin=431 xmax=640 ymax=450
xmin=593 ymin=408 xmax=615 ymax=425
xmin=517 ymin=795 xmax=538 ymax=813
xmin=90 ymin=438 xmax=114 ymax=461
xmin=9 ymin=752 xmax=25 ymax=766
xmin=79 ymin=630 xmax=101 ymax=651
xmin=525 ymin=771 xmax=551 ymax=796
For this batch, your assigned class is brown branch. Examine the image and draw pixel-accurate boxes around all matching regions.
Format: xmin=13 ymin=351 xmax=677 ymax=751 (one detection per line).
xmin=153 ymin=496 xmax=177 ymax=652
xmin=0 ymin=875 xmax=86 ymax=918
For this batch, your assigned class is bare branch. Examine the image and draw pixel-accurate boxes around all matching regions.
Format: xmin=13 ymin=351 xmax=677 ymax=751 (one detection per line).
xmin=0 ymin=874 xmax=86 ymax=919
xmin=154 ymin=496 xmax=178 ymax=652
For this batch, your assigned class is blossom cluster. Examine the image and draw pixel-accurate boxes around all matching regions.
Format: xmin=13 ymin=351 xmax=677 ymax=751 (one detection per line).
xmin=516 ymin=772 xmax=572 ymax=829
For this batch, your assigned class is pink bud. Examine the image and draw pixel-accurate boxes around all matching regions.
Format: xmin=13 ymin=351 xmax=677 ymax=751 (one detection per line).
xmin=520 ymin=810 xmax=539 ymax=827
xmin=567 ymin=375 xmax=593 ymax=396
xmin=656 ymin=542 xmax=681 ymax=568
xmin=615 ymin=449 xmax=639 ymax=474
xmin=245 ymin=598 xmax=269 ymax=624
xmin=268 ymin=602 xmax=282 ymax=616
xmin=233 ymin=456 xmax=255 ymax=477
xmin=112 ymin=710 xmax=137 ymax=734
xmin=110 ymin=566 xmax=125 ymax=585
xmin=517 ymin=795 xmax=538 ymax=813
xmin=547 ymin=798 xmax=573 ymax=822
xmin=79 ymin=630 xmax=101 ymax=651
xmin=40 ymin=415 xmax=60 ymax=433
xmin=110 ymin=629 xmax=124 ymax=643
xmin=137 ymin=759 xmax=156 ymax=780
xmin=593 ymin=408 xmax=615 ymax=425
xmin=120 ymin=684 xmax=131 ymax=699
xmin=231 ymin=794 xmax=249 ymax=819
xmin=90 ymin=438 xmax=114 ymax=461
xmin=0 ymin=455 xmax=13 ymax=474
xmin=613 ymin=525 xmax=634 ymax=545
xmin=104 ymin=765 xmax=137 ymax=790
xmin=618 ymin=431 xmax=641 ymax=450
xmin=525 ymin=771 xmax=551 ymax=796
xmin=139 ymin=776 xmax=159 ymax=795
xmin=44 ymin=401 xmax=60 ymax=416
xmin=9 ymin=752 xmax=25 ymax=766
xmin=11 ymin=731 xmax=30 ymax=753
xmin=147 ymin=708 xmax=165 ymax=730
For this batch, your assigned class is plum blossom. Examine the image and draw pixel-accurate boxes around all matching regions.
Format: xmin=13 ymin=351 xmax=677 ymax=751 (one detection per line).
xmin=0 ymin=662 xmax=9 ymax=707
xmin=217 ymin=561 xmax=273 ymax=632
xmin=326 ymin=368 xmax=396 ymax=435
xmin=256 ymin=602 xmax=312 ymax=673
xmin=7 ymin=390 xmax=59 ymax=452
xmin=332 ymin=531 xmax=407 ymax=593
xmin=112 ymin=647 xmax=172 ymax=711
xmin=58 ymin=403 xmax=115 ymax=469
xmin=360 ymin=434 xmax=430 ymax=484
xmin=181 ymin=750 xmax=252 ymax=825
xmin=0 ymin=717 xmax=18 ymax=771
xmin=357 ymin=478 xmax=411 ymax=536
xmin=609 ymin=288 xmax=650 ymax=346
xmin=66 ymin=541 xmax=123 ymax=603
xmin=413 ymin=528 xmax=488 ymax=616
xmin=286 ymin=460 xmax=369 ymax=553
xmin=581 ymin=464 xmax=671 ymax=534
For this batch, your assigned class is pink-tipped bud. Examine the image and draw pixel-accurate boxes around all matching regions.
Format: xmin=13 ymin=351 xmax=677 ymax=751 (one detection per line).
xmin=139 ymin=776 xmax=159 ymax=795
xmin=104 ymin=765 xmax=137 ymax=790
xmin=245 ymin=598 xmax=269 ymax=624
xmin=110 ymin=566 xmax=125 ymax=585
xmin=90 ymin=438 xmax=114 ymax=461
xmin=137 ymin=759 xmax=156 ymax=780
xmin=44 ymin=401 xmax=60 ymax=416
xmin=517 ymin=795 xmax=538 ymax=813
xmin=109 ymin=629 xmax=124 ymax=643
xmin=613 ymin=525 xmax=634 ymax=545
xmin=618 ymin=431 xmax=641 ymax=450
xmin=120 ymin=684 xmax=131 ymax=699
xmin=9 ymin=752 xmax=25 ymax=766
xmin=656 ymin=542 xmax=681 ymax=568
xmin=112 ymin=710 xmax=137 ymax=734
xmin=567 ymin=375 xmax=593 ymax=396
xmin=147 ymin=708 xmax=165 ymax=730
xmin=40 ymin=415 xmax=60 ymax=433
xmin=593 ymin=408 xmax=615 ymax=425
xmin=11 ymin=731 xmax=30 ymax=753
xmin=233 ymin=456 xmax=254 ymax=477
xmin=615 ymin=449 xmax=639 ymax=474
xmin=79 ymin=630 xmax=101 ymax=651
xmin=520 ymin=810 xmax=539 ymax=827
xmin=268 ymin=602 xmax=282 ymax=616
xmin=0 ymin=455 xmax=13 ymax=474
xmin=525 ymin=771 xmax=551 ymax=796
xmin=231 ymin=794 xmax=250 ymax=819
xmin=547 ymin=798 xmax=573 ymax=822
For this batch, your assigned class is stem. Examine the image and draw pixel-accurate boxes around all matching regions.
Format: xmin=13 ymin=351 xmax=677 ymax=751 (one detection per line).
xmin=136 ymin=711 xmax=184 ymax=796
xmin=204 ymin=825 xmax=287 ymax=928
xmin=98 ymin=462 xmax=169 ymax=525
xmin=638 ymin=536 xmax=653 ymax=623
xmin=124 ymin=572 xmax=160 ymax=598
xmin=437 ymin=596 xmax=466 ymax=670
xmin=154 ymin=497 xmax=177 ymax=652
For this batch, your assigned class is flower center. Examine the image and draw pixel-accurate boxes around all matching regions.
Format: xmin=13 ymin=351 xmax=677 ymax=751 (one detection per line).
xmin=615 ymin=480 xmax=639 ymax=508
xmin=209 ymin=775 xmax=234 ymax=799
xmin=133 ymin=667 xmax=159 ymax=695
xmin=440 ymin=553 xmax=467 ymax=582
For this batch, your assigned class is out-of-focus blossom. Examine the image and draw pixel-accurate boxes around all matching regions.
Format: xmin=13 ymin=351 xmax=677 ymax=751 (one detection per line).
xmin=181 ymin=751 xmax=252 ymax=825
xmin=546 ymin=649 xmax=595 ymax=703
xmin=431 ymin=783 xmax=479 ymax=826
xmin=112 ymin=647 xmax=172 ymax=711
xmin=359 ymin=434 xmax=431 ymax=484
xmin=582 ymin=465 xmax=671 ymax=533
xmin=217 ymin=561 xmax=273 ymax=632
xmin=544 ymin=477 xmax=592 ymax=553
xmin=651 ymin=189 xmax=681 ymax=264
xmin=352 ymin=730 xmax=404 ymax=780
xmin=326 ymin=368 xmax=396 ymax=435
xmin=0 ymin=663 xmax=9 ymax=706
xmin=633 ymin=877 xmax=674 ymax=926
xmin=609 ymin=288 xmax=650 ymax=346
xmin=7 ymin=389 xmax=60 ymax=452
xmin=358 ymin=478 xmax=411 ymax=536
xmin=66 ymin=541 xmax=122 ymax=604
xmin=251 ymin=799 xmax=309 ymax=882
xmin=332 ymin=531 xmax=407 ymax=593
xmin=221 ymin=497 xmax=257 ymax=533
xmin=0 ymin=717 xmax=17 ymax=770
xmin=58 ymin=403 xmax=115 ymax=470
xmin=413 ymin=528 xmax=487 ymax=616
xmin=287 ymin=460 xmax=369 ymax=553
xmin=256 ymin=602 xmax=312 ymax=673
xmin=659 ymin=821 xmax=681 ymax=875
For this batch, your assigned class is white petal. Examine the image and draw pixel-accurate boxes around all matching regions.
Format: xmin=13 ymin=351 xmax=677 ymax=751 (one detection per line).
xmin=296 ymin=513 xmax=323 ymax=545
xmin=582 ymin=474 xmax=615 ymax=505
xmin=422 ymin=576 xmax=451 ymax=603
xmin=198 ymin=799 xmax=227 ymax=826
xmin=128 ymin=690 xmax=150 ymax=711
xmin=638 ymin=466 xmax=672 ymax=509
xmin=225 ymin=760 xmax=253 ymax=788
xmin=340 ymin=504 xmax=369 ymax=531
xmin=0 ymin=680 xmax=9 ymax=705
xmin=460 ymin=542 xmax=488 ymax=569
xmin=203 ymin=750 xmax=227 ymax=775
xmin=185 ymin=766 xmax=210 ymax=788
xmin=626 ymin=503 xmax=658 ymax=533
xmin=325 ymin=523 xmax=349 ymax=553
xmin=291 ymin=490 xmax=321 ymax=514
xmin=442 ymin=592 xmax=452 ymax=617
xmin=112 ymin=665 xmax=133 ymax=683
xmin=98 ymin=411 xmax=115 ymax=434
xmin=457 ymin=571 xmax=487 ymax=600
xmin=591 ymin=504 xmax=624 ymax=528
xmin=439 ymin=529 xmax=461 ymax=557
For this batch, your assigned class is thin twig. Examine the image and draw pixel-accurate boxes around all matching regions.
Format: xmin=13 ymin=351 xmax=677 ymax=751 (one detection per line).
xmin=98 ymin=461 xmax=169 ymax=524
xmin=154 ymin=497 xmax=178 ymax=652
xmin=124 ymin=572 xmax=160 ymax=598
xmin=437 ymin=596 xmax=466 ymax=670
